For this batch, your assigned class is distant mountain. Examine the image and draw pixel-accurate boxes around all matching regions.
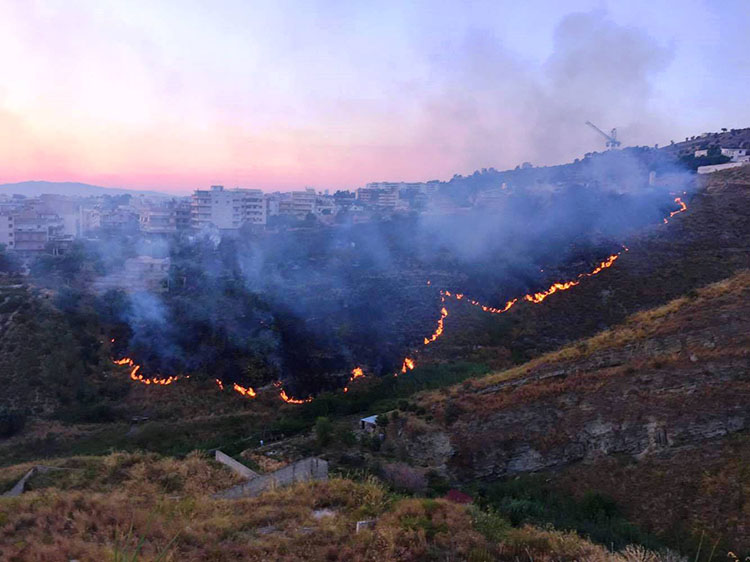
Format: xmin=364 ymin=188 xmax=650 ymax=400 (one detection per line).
xmin=0 ymin=181 xmax=175 ymax=198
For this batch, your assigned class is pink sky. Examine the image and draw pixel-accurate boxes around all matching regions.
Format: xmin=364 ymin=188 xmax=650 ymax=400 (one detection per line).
xmin=1 ymin=1 xmax=748 ymax=194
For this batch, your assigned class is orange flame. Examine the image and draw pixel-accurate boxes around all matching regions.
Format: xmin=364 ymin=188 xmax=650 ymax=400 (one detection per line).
xmin=274 ymin=381 xmax=313 ymax=404
xmin=663 ymin=196 xmax=688 ymax=224
xmin=524 ymin=280 xmax=581 ymax=304
xmin=582 ymin=253 xmax=620 ymax=277
xmin=399 ymin=357 xmax=416 ymax=374
xmin=113 ymin=357 xmax=179 ymax=385
xmin=344 ymin=366 xmax=365 ymax=392
xmin=232 ymin=382 xmax=256 ymax=398
xmin=107 ymin=199 xmax=681 ymax=404
xmin=443 ymin=252 xmax=621 ymax=313
xmin=424 ymin=306 xmax=448 ymax=345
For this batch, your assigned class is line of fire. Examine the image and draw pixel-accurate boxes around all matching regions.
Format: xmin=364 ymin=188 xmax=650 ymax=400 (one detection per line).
xmin=111 ymin=195 xmax=689 ymax=405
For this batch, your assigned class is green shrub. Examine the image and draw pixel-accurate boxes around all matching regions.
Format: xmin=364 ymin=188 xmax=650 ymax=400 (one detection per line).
xmin=314 ymin=416 xmax=333 ymax=447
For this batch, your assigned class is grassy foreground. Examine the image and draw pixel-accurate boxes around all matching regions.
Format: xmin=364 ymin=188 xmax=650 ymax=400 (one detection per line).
xmin=0 ymin=451 xmax=683 ymax=562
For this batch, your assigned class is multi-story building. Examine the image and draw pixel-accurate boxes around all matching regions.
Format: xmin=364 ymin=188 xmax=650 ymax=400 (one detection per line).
xmin=314 ymin=195 xmax=336 ymax=216
xmin=79 ymin=208 xmax=101 ymax=234
xmin=139 ymin=208 xmax=177 ymax=234
xmin=356 ymin=186 xmax=398 ymax=210
xmin=191 ymin=185 xmax=266 ymax=230
xmin=264 ymin=192 xmax=281 ymax=217
xmin=291 ymin=188 xmax=317 ymax=218
xmin=0 ymin=214 xmax=14 ymax=249
xmin=37 ymin=195 xmax=81 ymax=237
xmin=173 ymin=199 xmax=192 ymax=230
xmin=100 ymin=207 xmax=140 ymax=232
xmin=269 ymin=188 xmax=318 ymax=219
xmin=12 ymin=212 xmax=66 ymax=252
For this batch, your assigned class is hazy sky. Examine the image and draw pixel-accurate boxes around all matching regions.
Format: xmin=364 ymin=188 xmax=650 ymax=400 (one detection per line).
xmin=1 ymin=0 xmax=748 ymax=193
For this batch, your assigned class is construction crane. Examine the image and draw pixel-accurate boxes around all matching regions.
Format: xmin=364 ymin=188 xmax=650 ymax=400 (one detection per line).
xmin=585 ymin=121 xmax=621 ymax=149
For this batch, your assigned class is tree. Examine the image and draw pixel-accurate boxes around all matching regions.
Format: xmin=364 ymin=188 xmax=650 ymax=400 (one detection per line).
xmin=314 ymin=416 xmax=333 ymax=446
xmin=0 ymin=244 xmax=20 ymax=274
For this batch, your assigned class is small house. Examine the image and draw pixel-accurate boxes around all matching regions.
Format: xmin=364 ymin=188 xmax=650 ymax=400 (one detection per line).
xmin=360 ymin=415 xmax=378 ymax=433
xmin=721 ymin=148 xmax=748 ymax=161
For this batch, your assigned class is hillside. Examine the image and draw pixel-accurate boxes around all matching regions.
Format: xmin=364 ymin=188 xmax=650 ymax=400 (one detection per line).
xmin=0 ymin=451 xmax=682 ymax=562
xmin=393 ymin=269 xmax=750 ymax=551
xmin=660 ymin=127 xmax=750 ymax=157
xmin=2 ymin=163 xmax=750 ymax=558
xmin=0 ymin=181 xmax=171 ymax=198
xmin=422 ymin=165 xmax=750 ymax=370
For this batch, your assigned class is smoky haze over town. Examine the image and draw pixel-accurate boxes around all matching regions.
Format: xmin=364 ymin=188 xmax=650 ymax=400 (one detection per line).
xmin=0 ymin=148 xmax=704 ymax=396
xmin=2 ymin=2 xmax=750 ymax=561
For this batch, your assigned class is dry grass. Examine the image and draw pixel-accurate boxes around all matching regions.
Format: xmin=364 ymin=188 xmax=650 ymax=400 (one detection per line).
xmin=0 ymin=451 xmax=684 ymax=562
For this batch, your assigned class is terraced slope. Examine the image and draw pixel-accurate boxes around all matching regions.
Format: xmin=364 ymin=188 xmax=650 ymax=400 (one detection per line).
xmin=399 ymin=270 xmax=750 ymax=550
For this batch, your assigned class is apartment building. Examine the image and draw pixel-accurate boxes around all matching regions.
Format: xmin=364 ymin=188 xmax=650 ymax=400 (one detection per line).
xmin=290 ymin=188 xmax=317 ymax=218
xmin=268 ymin=188 xmax=318 ymax=219
xmin=191 ymin=185 xmax=266 ymax=230
xmin=139 ymin=208 xmax=177 ymax=234
xmin=0 ymin=214 xmax=14 ymax=249
xmin=12 ymin=212 xmax=66 ymax=252
xmin=356 ymin=185 xmax=398 ymax=209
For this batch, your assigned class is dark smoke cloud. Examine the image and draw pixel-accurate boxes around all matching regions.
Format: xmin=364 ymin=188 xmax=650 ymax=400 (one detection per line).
xmin=86 ymin=145 xmax=693 ymax=397
xmin=416 ymin=11 xmax=674 ymax=174
xmin=61 ymin=10 xmax=694 ymax=395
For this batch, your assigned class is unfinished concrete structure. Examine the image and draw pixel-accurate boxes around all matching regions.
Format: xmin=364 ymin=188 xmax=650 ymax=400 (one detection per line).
xmin=214 ymin=457 xmax=328 ymax=499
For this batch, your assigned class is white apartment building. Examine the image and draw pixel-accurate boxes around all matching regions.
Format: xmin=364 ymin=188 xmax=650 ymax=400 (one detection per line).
xmin=314 ymin=195 xmax=336 ymax=216
xmin=191 ymin=185 xmax=267 ymax=230
xmin=357 ymin=185 xmax=398 ymax=209
xmin=291 ymin=188 xmax=317 ymax=218
xmin=0 ymin=214 xmax=14 ymax=249
xmin=273 ymin=188 xmax=317 ymax=219
xmin=721 ymin=148 xmax=748 ymax=160
xmin=265 ymin=193 xmax=281 ymax=217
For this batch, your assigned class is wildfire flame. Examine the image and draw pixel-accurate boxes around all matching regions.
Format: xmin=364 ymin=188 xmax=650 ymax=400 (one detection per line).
xmin=400 ymin=357 xmax=416 ymax=374
xmin=524 ymin=280 xmax=580 ymax=304
xmin=275 ymin=381 xmax=313 ymax=404
xmin=109 ymin=198 xmax=685 ymax=404
xmin=663 ymin=196 xmax=688 ymax=224
xmin=424 ymin=305 xmax=448 ymax=345
xmin=443 ymin=252 xmax=621 ymax=314
xmin=232 ymin=382 xmax=256 ymax=398
xmin=113 ymin=357 xmax=179 ymax=386
xmin=344 ymin=366 xmax=365 ymax=393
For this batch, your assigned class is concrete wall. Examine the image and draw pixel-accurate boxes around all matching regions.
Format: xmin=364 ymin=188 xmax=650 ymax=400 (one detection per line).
xmin=214 ymin=450 xmax=259 ymax=480
xmin=697 ymin=161 xmax=748 ymax=174
xmin=214 ymin=457 xmax=328 ymax=499
xmin=2 ymin=466 xmax=65 ymax=497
